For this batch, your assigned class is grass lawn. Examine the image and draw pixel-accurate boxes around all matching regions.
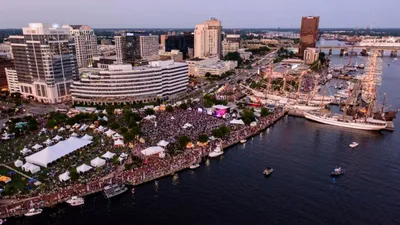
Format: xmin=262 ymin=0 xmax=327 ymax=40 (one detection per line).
xmin=0 ymin=166 xmax=36 ymax=196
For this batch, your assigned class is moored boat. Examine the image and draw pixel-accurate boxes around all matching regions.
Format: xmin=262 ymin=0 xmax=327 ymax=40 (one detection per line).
xmin=24 ymin=208 xmax=42 ymax=217
xmin=263 ymin=167 xmax=273 ymax=176
xmin=66 ymin=196 xmax=84 ymax=206
xmin=209 ymin=146 xmax=223 ymax=158
xmin=349 ymin=142 xmax=359 ymax=148
xmin=103 ymin=184 xmax=128 ymax=199
xmin=190 ymin=163 xmax=200 ymax=169
xmin=331 ymin=167 xmax=345 ymax=176
xmin=240 ymin=139 xmax=247 ymax=144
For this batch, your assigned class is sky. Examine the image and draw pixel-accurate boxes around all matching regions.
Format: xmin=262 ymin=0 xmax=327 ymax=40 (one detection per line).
xmin=0 ymin=0 xmax=399 ymax=29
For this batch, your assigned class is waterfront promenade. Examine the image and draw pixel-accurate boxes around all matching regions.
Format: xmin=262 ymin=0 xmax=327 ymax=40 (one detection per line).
xmin=0 ymin=108 xmax=285 ymax=219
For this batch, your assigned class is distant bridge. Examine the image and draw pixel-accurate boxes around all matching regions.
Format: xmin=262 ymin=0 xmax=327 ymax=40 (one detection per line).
xmin=317 ymin=45 xmax=400 ymax=56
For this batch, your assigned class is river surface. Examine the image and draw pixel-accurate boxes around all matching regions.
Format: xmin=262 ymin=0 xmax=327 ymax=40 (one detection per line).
xmin=7 ymin=44 xmax=400 ymax=225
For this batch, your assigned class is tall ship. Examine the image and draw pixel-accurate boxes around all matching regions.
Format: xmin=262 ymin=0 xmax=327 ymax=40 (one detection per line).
xmin=304 ymin=51 xmax=388 ymax=131
xmin=103 ymin=184 xmax=128 ymax=199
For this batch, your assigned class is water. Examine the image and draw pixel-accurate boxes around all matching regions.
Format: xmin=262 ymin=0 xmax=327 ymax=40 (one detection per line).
xmin=8 ymin=53 xmax=400 ymax=225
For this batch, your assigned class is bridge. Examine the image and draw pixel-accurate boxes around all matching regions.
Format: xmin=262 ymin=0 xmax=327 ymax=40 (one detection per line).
xmin=317 ymin=45 xmax=400 ymax=57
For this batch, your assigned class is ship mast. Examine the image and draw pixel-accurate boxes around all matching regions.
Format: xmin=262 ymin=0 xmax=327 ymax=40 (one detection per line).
xmin=366 ymin=51 xmax=378 ymax=118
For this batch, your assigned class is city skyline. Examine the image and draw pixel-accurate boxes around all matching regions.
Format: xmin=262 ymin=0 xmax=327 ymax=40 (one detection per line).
xmin=1 ymin=0 xmax=399 ymax=29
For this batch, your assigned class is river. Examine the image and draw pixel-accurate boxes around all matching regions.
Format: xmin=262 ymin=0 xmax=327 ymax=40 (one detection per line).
xmin=7 ymin=42 xmax=400 ymax=225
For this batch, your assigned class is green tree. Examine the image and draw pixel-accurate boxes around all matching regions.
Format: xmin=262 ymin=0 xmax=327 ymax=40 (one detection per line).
xmin=123 ymin=131 xmax=134 ymax=142
xmin=110 ymin=122 xmax=120 ymax=130
xmin=220 ymin=126 xmax=231 ymax=136
xmin=179 ymin=103 xmax=188 ymax=110
xmin=106 ymin=105 xmax=114 ymax=115
xmin=46 ymin=119 xmax=57 ymax=129
xmin=212 ymin=128 xmax=224 ymax=139
xmin=241 ymin=109 xmax=255 ymax=125
xmin=198 ymin=134 xmax=209 ymax=143
xmin=260 ymin=107 xmax=270 ymax=117
xmin=205 ymin=72 xmax=212 ymax=77
xmin=166 ymin=105 xmax=174 ymax=112
xmin=178 ymin=136 xmax=191 ymax=149
xmin=145 ymin=108 xmax=155 ymax=115
xmin=120 ymin=127 xmax=128 ymax=134
xmin=28 ymin=117 xmax=38 ymax=131
xmin=224 ymin=52 xmax=243 ymax=66
xmin=69 ymin=169 xmax=79 ymax=181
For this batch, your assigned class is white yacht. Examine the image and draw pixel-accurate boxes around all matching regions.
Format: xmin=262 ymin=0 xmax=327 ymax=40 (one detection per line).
xmin=349 ymin=142 xmax=359 ymax=148
xmin=304 ymin=112 xmax=387 ymax=131
xmin=103 ymin=184 xmax=128 ymax=199
xmin=66 ymin=196 xmax=85 ymax=206
xmin=190 ymin=163 xmax=200 ymax=169
xmin=24 ymin=208 xmax=43 ymax=217
xmin=209 ymin=146 xmax=224 ymax=158
xmin=240 ymin=139 xmax=247 ymax=144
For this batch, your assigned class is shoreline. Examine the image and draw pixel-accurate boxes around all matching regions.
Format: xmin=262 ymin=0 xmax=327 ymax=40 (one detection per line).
xmin=0 ymin=109 xmax=286 ymax=219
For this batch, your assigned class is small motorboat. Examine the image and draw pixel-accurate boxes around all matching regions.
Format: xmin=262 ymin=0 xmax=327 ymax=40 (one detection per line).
xmin=349 ymin=142 xmax=359 ymax=148
xmin=331 ymin=167 xmax=345 ymax=176
xmin=263 ymin=167 xmax=273 ymax=176
xmin=24 ymin=208 xmax=43 ymax=217
xmin=240 ymin=139 xmax=247 ymax=144
xmin=0 ymin=219 xmax=6 ymax=224
xmin=66 ymin=196 xmax=84 ymax=206
xmin=209 ymin=146 xmax=223 ymax=158
xmin=190 ymin=163 xmax=200 ymax=169
xmin=131 ymin=188 xmax=135 ymax=194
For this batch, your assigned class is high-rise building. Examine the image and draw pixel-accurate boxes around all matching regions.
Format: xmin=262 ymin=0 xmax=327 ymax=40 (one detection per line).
xmin=222 ymin=40 xmax=240 ymax=57
xmin=194 ymin=18 xmax=222 ymax=59
xmin=9 ymin=23 xmax=78 ymax=103
xmin=165 ymin=32 xmax=194 ymax=59
xmin=140 ymin=36 xmax=159 ymax=61
xmin=5 ymin=68 xmax=20 ymax=93
xmin=62 ymin=25 xmax=98 ymax=68
xmin=160 ymin=34 xmax=168 ymax=50
xmin=299 ymin=16 xmax=319 ymax=57
xmin=0 ymin=56 xmax=14 ymax=91
xmin=115 ymin=31 xmax=149 ymax=63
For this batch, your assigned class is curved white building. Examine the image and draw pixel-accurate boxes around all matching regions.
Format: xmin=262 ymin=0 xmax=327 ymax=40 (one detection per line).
xmin=71 ymin=60 xmax=188 ymax=105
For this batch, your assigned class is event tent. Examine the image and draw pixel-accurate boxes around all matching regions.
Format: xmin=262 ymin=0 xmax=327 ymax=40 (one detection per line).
xmin=102 ymin=151 xmax=115 ymax=159
xmin=182 ymin=123 xmax=193 ymax=129
xmin=20 ymin=147 xmax=31 ymax=155
xmin=250 ymin=122 xmax=257 ymax=127
xmin=157 ymin=140 xmax=169 ymax=147
xmin=141 ymin=146 xmax=165 ymax=156
xmin=43 ymin=139 xmax=53 ymax=146
xmin=40 ymin=128 xmax=47 ymax=133
xmin=53 ymin=135 xmax=63 ymax=141
xmin=114 ymin=139 xmax=124 ymax=146
xmin=58 ymin=171 xmax=70 ymax=182
xmin=32 ymin=144 xmax=43 ymax=150
xmin=81 ymin=134 xmax=93 ymax=141
xmin=14 ymin=159 xmax=23 ymax=167
xmin=76 ymin=164 xmax=92 ymax=173
xmin=230 ymin=119 xmax=245 ymax=125
xmin=89 ymin=124 xmax=96 ymax=129
xmin=105 ymin=129 xmax=116 ymax=137
xmin=144 ymin=115 xmax=156 ymax=120
xmin=113 ymin=133 xmax=122 ymax=140
xmin=72 ymin=123 xmax=80 ymax=129
xmin=58 ymin=127 xmax=66 ymax=132
xmin=102 ymin=116 xmax=108 ymax=121
xmin=22 ymin=162 xmax=34 ymax=171
xmin=90 ymin=157 xmax=106 ymax=168
xmin=28 ymin=164 xmax=40 ymax=174
xmin=25 ymin=137 xmax=92 ymax=167
xmin=71 ymin=132 xmax=78 ymax=137
xmin=79 ymin=124 xmax=88 ymax=131
xmin=96 ymin=126 xmax=106 ymax=132
xmin=120 ymin=152 xmax=128 ymax=158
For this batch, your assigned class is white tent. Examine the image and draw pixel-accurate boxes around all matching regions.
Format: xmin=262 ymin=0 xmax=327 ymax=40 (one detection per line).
xmin=58 ymin=127 xmax=66 ymax=132
xmin=89 ymin=124 xmax=96 ymax=129
xmin=90 ymin=157 xmax=106 ymax=168
xmin=114 ymin=139 xmax=124 ymax=146
xmin=20 ymin=147 xmax=31 ymax=155
xmin=81 ymin=134 xmax=93 ymax=141
xmin=102 ymin=116 xmax=108 ymax=121
xmin=102 ymin=151 xmax=115 ymax=159
xmin=96 ymin=125 xmax=106 ymax=132
xmin=105 ymin=129 xmax=116 ymax=137
xmin=66 ymin=125 xmax=71 ymax=129
xmin=25 ymin=137 xmax=92 ymax=167
xmin=43 ymin=139 xmax=53 ymax=146
xmin=53 ymin=135 xmax=63 ymax=141
xmin=250 ymin=121 xmax=257 ymax=127
xmin=79 ymin=124 xmax=88 ymax=131
xmin=71 ymin=132 xmax=78 ymax=137
xmin=230 ymin=119 xmax=245 ymax=125
xmin=157 ymin=140 xmax=169 ymax=147
xmin=170 ymin=116 xmax=175 ymax=120
xmin=14 ymin=159 xmax=23 ymax=167
xmin=73 ymin=123 xmax=80 ymax=129
xmin=197 ymin=108 xmax=203 ymax=113
xmin=76 ymin=164 xmax=92 ymax=173
xmin=141 ymin=146 xmax=165 ymax=156
xmin=22 ymin=162 xmax=34 ymax=172
xmin=29 ymin=164 xmax=41 ymax=174
xmin=113 ymin=133 xmax=122 ymax=140
xmin=182 ymin=123 xmax=193 ymax=129
xmin=40 ymin=128 xmax=47 ymax=133
xmin=120 ymin=152 xmax=128 ymax=158
xmin=32 ymin=144 xmax=43 ymax=150
xmin=144 ymin=115 xmax=156 ymax=120
xmin=58 ymin=171 xmax=70 ymax=182
xmin=102 ymin=109 xmax=107 ymax=115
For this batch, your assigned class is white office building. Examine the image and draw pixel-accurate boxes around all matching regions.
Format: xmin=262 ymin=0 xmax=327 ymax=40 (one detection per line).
xmin=222 ymin=40 xmax=240 ymax=57
xmin=9 ymin=23 xmax=78 ymax=103
xmin=71 ymin=60 xmax=188 ymax=105
xmin=140 ymin=36 xmax=159 ymax=61
xmin=186 ymin=58 xmax=237 ymax=77
xmin=194 ymin=18 xmax=222 ymax=59
xmin=5 ymin=68 xmax=20 ymax=93
xmin=62 ymin=25 xmax=98 ymax=68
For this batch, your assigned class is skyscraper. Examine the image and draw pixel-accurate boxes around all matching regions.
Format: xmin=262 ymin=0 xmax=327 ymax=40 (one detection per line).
xmin=62 ymin=25 xmax=98 ymax=68
xmin=115 ymin=31 xmax=149 ymax=63
xmin=0 ymin=57 xmax=13 ymax=91
xmin=165 ymin=32 xmax=194 ymax=59
xmin=194 ymin=18 xmax=222 ymax=59
xmin=9 ymin=23 xmax=78 ymax=103
xmin=298 ymin=16 xmax=319 ymax=57
xmin=140 ymin=36 xmax=159 ymax=61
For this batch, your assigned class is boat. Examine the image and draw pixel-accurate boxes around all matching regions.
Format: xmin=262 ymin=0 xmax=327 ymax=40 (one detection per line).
xmin=331 ymin=167 xmax=345 ymax=176
xmin=24 ymin=208 xmax=43 ymax=217
xmin=103 ymin=184 xmax=128 ymax=199
xmin=209 ymin=146 xmax=223 ymax=158
xmin=131 ymin=188 xmax=135 ymax=194
xmin=349 ymin=142 xmax=359 ymax=148
xmin=304 ymin=112 xmax=387 ymax=131
xmin=0 ymin=219 xmax=6 ymax=224
xmin=240 ymin=139 xmax=247 ymax=144
xmin=190 ymin=163 xmax=200 ymax=169
xmin=66 ymin=196 xmax=84 ymax=206
xmin=263 ymin=167 xmax=273 ymax=176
